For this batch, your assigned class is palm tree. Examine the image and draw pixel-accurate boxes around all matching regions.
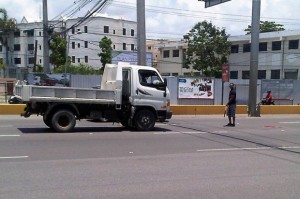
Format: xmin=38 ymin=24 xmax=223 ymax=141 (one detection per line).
xmin=0 ymin=8 xmax=17 ymax=68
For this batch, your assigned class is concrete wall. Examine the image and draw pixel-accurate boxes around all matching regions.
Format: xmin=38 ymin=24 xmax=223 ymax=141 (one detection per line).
xmin=1 ymin=104 xmax=300 ymax=115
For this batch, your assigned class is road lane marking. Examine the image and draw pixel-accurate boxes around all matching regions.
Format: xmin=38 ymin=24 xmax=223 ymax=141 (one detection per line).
xmin=196 ymin=146 xmax=300 ymax=152
xmin=279 ymin=122 xmax=300 ymax=124
xmin=0 ymin=156 xmax=28 ymax=159
xmin=0 ymin=135 xmax=20 ymax=137
xmin=154 ymin=131 xmax=207 ymax=135
xmin=0 ymin=125 xmax=14 ymax=128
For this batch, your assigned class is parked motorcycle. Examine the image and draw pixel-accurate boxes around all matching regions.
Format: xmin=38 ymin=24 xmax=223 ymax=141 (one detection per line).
xmin=8 ymin=95 xmax=23 ymax=104
xmin=261 ymin=98 xmax=275 ymax=105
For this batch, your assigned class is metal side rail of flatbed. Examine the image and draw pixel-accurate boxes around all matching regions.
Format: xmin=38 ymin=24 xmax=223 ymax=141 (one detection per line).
xmin=15 ymin=84 xmax=118 ymax=104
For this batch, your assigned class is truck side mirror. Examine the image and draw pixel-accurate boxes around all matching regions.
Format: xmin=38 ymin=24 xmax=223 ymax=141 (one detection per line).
xmin=164 ymin=78 xmax=167 ymax=86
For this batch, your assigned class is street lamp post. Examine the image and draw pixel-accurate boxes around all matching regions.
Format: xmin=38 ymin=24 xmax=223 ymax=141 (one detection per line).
xmin=64 ymin=31 xmax=81 ymax=86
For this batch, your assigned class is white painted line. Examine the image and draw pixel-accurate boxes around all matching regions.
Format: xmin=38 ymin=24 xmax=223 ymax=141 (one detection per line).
xmin=0 ymin=156 xmax=28 ymax=159
xmin=279 ymin=122 xmax=300 ymax=124
xmin=0 ymin=135 xmax=20 ymax=137
xmin=196 ymin=146 xmax=300 ymax=152
xmin=0 ymin=125 xmax=14 ymax=128
xmin=154 ymin=131 xmax=207 ymax=135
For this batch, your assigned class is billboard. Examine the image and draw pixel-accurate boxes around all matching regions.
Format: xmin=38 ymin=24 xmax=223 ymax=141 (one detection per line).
xmin=111 ymin=51 xmax=153 ymax=66
xmin=178 ymin=77 xmax=214 ymax=99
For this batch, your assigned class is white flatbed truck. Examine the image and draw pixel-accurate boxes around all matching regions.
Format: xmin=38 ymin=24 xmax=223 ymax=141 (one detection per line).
xmin=15 ymin=62 xmax=172 ymax=132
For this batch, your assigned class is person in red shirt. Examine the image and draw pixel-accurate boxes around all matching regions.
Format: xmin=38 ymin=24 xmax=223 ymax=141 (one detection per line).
xmin=265 ymin=90 xmax=273 ymax=105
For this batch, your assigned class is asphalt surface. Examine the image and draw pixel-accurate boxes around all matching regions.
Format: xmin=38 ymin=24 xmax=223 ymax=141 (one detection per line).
xmin=0 ymin=114 xmax=300 ymax=199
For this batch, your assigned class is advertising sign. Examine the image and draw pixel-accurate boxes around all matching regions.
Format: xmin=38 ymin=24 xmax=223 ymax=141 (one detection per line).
xmin=111 ymin=51 xmax=153 ymax=66
xmin=199 ymin=0 xmax=231 ymax=8
xmin=178 ymin=77 xmax=214 ymax=99
xmin=222 ymin=64 xmax=230 ymax=82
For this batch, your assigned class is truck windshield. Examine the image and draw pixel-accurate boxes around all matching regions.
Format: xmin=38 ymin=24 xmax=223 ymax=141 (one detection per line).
xmin=138 ymin=69 xmax=163 ymax=87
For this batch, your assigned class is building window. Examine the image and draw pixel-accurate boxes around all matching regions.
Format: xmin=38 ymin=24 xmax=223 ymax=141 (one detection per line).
xmin=27 ymin=29 xmax=34 ymax=37
xmin=14 ymin=58 xmax=21 ymax=64
xmin=104 ymin=26 xmax=109 ymax=33
xmin=28 ymin=57 xmax=35 ymax=64
xmin=0 ymin=45 xmax=2 ymax=52
xmin=243 ymin=44 xmax=251 ymax=53
xmin=123 ymin=28 xmax=126 ymax=35
xmin=84 ymin=26 xmax=88 ymax=33
xmin=77 ymin=43 xmax=80 ymax=48
xmin=242 ymin=71 xmax=250 ymax=79
xmin=258 ymin=70 xmax=266 ymax=79
xmin=259 ymin=42 xmax=267 ymax=51
xmin=148 ymin=46 xmax=151 ymax=50
xmin=14 ymin=44 xmax=21 ymax=51
xmin=85 ymin=41 xmax=88 ymax=48
xmin=230 ymin=71 xmax=238 ymax=79
xmin=39 ymin=32 xmax=42 ymax=36
xmin=131 ymin=44 xmax=135 ymax=51
xmin=288 ymin=40 xmax=299 ymax=49
xmin=72 ymin=56 xmax=75 ymax=63
xmin=28 ymin=44 xmax=34 ymax=51
xmin=85 ymin=56 xmax=88 ymax=63
xmin=131 ymin=29 xmax=134 ymax=36
xmin=72 ymin=27 xmax=75 ymax=34
xmin=272 ymin=41 xmax=281 ymax=51
xmin=113 ymin=30 xmax=116 ymax=34
xmin=39 ymin=59 xmax=42 ymax=64
xmin=123 ymin=43 xmax=126 ymax=50
xmin=78 ymin=58 xmax=80 ymax=63
xmin=231 ymin=45 xmax=239 ymax=53
xmin=39 ymin=45 xmax=42 ymax=50
xmin=14 ymin=31 xmax=20 ymax=37
xmin=163 ymin=50 xmax=170 ymax=58
xmin=173 ymin=49 xmax=179 ymax=57
xmin=271 ymin=70 xmax=280 ymax=79
xmin=72 ymin=42 xmax=75 ymax=49
xmin=113 ymin=45 xmax=115 ymax=49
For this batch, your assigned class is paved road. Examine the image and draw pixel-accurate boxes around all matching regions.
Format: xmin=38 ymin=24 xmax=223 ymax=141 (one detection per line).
xmin=0 ymin=115 xmax=300 ymax=199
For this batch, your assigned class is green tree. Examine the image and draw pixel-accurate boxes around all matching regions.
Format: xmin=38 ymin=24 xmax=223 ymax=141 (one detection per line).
xmin=0 ymin=8 xmax=17 ymax=66
xmin=98 ymin=36 xmax=112 ymax=72
xmin=244 ymin=21 xmax=285 ymax=35
xmin=184 ymin=21 xmax=230 ymax=77
xmin=49 ymin=32 xmax=67 ymax=68
xmin=53 ymin=63 xmax=101 ymax=75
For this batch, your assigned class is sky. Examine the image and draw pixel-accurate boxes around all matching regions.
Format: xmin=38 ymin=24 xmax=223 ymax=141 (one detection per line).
xmin=1 ymin=0 xmax=300 ymax=39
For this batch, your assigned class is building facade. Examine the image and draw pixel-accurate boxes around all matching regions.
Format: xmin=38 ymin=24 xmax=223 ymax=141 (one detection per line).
xmin=155 ymin=30 xmax=300 ymax=80
xmin=0 ymin=16 xmax=137 ymax=73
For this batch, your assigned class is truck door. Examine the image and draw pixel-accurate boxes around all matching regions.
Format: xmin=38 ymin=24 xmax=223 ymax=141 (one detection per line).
xmin=135 ymin=69 xmax=167 ymax=109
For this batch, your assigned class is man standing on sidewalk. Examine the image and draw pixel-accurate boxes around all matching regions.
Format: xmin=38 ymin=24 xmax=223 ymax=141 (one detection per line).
xmin=225 ymin=83 xmax=236 ymax=127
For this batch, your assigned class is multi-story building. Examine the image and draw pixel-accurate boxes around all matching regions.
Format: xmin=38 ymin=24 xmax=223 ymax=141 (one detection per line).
xmin=155 ymin=30 xmax=300 ymax=80
xmin=0 ymin=16 xmax=137 ymax=73
xmin=229 ymin=30 xmax=300 ymax=80
xmin=66 ymin=16 xmax=137 ymax=69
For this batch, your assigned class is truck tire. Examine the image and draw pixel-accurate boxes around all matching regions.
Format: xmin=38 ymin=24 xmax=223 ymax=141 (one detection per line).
xmin=43 ymin=115 xmax=52 ymax=129
xmin=134 ymin=110 xmax=155 ymax=131
xmin=51 ymin=110 xmax=76 ymax=132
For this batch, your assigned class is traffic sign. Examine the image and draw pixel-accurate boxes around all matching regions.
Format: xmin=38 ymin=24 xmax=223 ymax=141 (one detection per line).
xmin=198 ymin=0 xmax=231 ymax=8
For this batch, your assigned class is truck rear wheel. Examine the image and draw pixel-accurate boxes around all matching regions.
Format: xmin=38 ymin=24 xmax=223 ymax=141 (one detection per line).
xmin=51 ymin=110 xmax=76 ymax=132
xmin=134 ymin=110 xmax=155 ymax=131
xmin=43 ymin=115 xmax=52 ymax=129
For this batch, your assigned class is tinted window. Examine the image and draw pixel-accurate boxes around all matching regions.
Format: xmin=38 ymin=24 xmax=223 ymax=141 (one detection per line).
xmin=259 ymin=42 xmax=267 ymax=51
xmin=231 ymin=45 xmax=239 ymax=53
xmin=272 ymin=41 xmax=281 ymax=51
xmin=243 ymin=44 xmax=251 ymax=53
xmin=289 ymin=40 xmax=299 ymax=49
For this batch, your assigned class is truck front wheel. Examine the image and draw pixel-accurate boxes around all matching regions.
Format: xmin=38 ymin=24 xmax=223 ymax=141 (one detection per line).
xmin=51 ymin=110 xmax=76 ymax=132
xmin=134 ymin=110 xmax=155 ymax=131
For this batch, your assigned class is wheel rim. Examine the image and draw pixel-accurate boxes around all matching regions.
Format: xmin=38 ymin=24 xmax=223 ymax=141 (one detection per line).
xmin=58 ymin=115 xmax=71 ymax=127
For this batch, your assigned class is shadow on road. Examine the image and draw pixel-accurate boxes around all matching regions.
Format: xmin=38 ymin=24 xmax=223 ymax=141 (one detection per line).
xmin=18 ymin=126 xmax=171 ymax=134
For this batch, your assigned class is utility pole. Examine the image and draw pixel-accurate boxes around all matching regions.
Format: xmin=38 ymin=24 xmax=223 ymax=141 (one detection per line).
xmin=137 ymin=0 xmax=146 ymax=65
xmin=248 ymin=0 xmax=261 ymax=116
xmin=43 ymin=0 xmax=50 ymax=73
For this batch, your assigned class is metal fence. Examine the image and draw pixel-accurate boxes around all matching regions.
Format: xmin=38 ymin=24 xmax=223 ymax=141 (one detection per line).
xmin=1 ymin=67 xmax=300 ymax=105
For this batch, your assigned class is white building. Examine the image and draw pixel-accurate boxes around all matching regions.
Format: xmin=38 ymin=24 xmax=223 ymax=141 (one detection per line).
xmin=0 ymin=16 xmax=137 ymax=72
xmin=155 ymin=30 xmax=300 ymax=80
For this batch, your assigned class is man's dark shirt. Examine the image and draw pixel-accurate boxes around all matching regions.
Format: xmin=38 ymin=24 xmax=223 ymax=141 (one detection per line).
xmin=228 ymin=89 xmax=236 ymax=105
